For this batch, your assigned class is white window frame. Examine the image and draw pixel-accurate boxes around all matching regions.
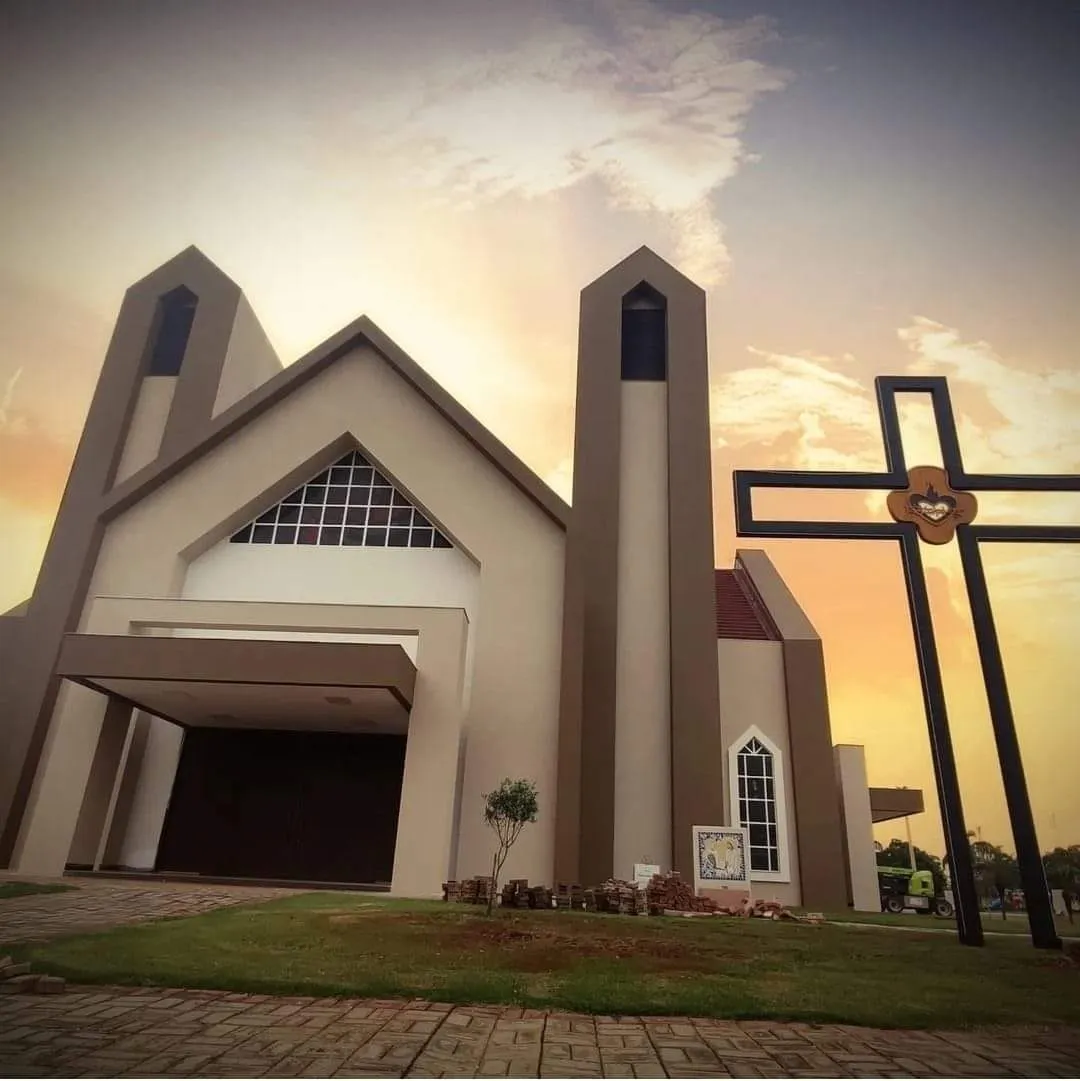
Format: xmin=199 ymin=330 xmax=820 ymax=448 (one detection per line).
xmin=728 ymin=725 xmax=791 ymax=884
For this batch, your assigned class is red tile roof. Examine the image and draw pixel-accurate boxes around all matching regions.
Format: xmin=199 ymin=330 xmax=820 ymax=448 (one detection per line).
xmin=714 ymin=569 xmax=777 ymax=641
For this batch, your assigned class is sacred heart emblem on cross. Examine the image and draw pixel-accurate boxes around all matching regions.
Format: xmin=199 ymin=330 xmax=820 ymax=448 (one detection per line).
xmin=886 ymin=465 xmax=978 ymax=544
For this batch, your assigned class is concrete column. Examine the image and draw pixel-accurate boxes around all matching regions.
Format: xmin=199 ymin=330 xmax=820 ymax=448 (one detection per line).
xmin=613 ymin=381 xmax=672 ymax=878
xmin=67 ymin=698 xmax=134 ymax=867
xmin=101 ymin=711 xmax=152 ymax=868
xmin=391 ymin=613 xmax=468 ymax=898
xmin=12 ymin=683 xmax=111 ymax=874
xmin=835 ymin=744 xmax=880 ymax=912
xmin=117 ymin=716 xmax=185 ymax=870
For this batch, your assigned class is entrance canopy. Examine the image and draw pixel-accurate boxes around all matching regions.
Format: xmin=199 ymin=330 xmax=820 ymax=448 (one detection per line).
xmin=56 ymin=633 xmax=415 ymax=733
xmin=869 ymin=786 xmax=924 ymax=824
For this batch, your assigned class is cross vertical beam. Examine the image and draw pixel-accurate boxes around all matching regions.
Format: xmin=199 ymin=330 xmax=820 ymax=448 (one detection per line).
xmin=734 ymin=374 xmax=1079 ymax=950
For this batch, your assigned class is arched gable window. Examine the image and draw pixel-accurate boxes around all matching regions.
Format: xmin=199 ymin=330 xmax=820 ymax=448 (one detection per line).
xmin=728 ymin=727 xmax=791 ymax=882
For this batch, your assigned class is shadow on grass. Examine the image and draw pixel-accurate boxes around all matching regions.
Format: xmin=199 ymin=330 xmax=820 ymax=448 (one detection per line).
xmin=0 ymin=881 xmax=78 ymax=901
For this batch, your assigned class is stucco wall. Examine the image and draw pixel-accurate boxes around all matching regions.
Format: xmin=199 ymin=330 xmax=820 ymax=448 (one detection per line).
xmin=18 ymin=345 xmax=565 ymax=888
xmin=835 ymin=744 xmax=881 ymax=912
xmin=184 ymin=542 xmax=479 ymax=622
xmin=613 ymin=382 xmax=671 ymax=877
xmin=717 ymin=638 xmax=801 ymax=907
xmin=114 ymin=377 xmax=177 ymax=484
xmin=213 ymin=294 xmax=283 ymax=417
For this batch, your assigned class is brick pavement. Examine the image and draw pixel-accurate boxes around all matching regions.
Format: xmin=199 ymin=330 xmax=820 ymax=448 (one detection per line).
xmin=0 ymin=878 xmax=298 ymax=944
xmin=1 ymin=986 xmax=1079 ymax=1078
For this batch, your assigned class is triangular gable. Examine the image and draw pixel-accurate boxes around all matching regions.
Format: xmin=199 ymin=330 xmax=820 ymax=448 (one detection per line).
xmin=101 ymin=312 xmax=569 ymax=529
xmin=231 ymin=449 xmax=452 ymax=550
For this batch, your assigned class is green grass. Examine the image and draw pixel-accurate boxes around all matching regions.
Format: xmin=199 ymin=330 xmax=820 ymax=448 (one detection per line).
xmin=0 ymin=880 xmax=77 ymax=900
xmin=6 ymin=892 xmax=1080 ymax=1029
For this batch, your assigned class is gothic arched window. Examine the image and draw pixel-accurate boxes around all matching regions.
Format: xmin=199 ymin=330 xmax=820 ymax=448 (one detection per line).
xmin=734 ymin=735 xmax=782 ymax=875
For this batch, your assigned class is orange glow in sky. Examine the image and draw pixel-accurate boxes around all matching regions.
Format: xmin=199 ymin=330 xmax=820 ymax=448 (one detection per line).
xmin=2 ymin=0 xmax=1077 ymax=858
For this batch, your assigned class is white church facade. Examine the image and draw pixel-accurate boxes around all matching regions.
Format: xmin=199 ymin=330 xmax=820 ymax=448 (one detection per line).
xmin=0 ymin=246 xmax=919 ymax=909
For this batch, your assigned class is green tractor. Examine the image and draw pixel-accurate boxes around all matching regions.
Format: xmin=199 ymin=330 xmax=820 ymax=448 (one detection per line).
xmin=877 ymin=866 xmax=955 ymax=917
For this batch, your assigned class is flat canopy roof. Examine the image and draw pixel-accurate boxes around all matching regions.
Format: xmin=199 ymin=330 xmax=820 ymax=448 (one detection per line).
xmin=56 ymin=633 xmax=416 ymax=734
xmin=869 ymin=786 xmax=925 ymax=824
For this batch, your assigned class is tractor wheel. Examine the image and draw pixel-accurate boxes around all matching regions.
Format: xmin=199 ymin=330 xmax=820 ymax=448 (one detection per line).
xmin=885 ymin=897 xmax=905 ymax=914
xmin=934 ymin=898 xmax=955 ymax=919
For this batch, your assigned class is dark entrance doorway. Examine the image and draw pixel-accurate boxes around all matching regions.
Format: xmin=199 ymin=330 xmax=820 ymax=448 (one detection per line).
xmin=157 ymin=728 xmax=406 ymax=884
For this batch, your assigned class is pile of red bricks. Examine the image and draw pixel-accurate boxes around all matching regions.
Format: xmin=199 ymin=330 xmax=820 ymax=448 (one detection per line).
xmin=0 ymin=956 xmax=64 ymax=995
xmin=442 ymin=876 xmax=495 ymax=906
xmin=554 ymin=882 xmax=586 ymax=910
xmin=590 ymin=878 xmax=648 ymax=915
xmin=499 ymin=879 xmax=553 ymax=909
xmin=643 ymin=871 xmax=719 ymax=915
xmin=443 ymin=872 xmax=807 ymax=923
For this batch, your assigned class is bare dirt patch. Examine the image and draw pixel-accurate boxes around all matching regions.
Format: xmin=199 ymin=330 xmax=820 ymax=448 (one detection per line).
xmin=430 ymin=914 xmax=716 ymax=973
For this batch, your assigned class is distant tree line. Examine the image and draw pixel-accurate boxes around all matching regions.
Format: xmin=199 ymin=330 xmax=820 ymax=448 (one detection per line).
xmin=875 ymin=838 xmax=1080 ymax=914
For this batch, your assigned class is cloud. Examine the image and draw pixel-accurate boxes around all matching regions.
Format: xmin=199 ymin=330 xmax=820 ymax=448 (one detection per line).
xmin=360 ymin=0 xmax=788 ymax=284
xmin=0 ymin=366 xmax=74 ymax=517
xmin=0 ymin=368 xmax=24 ymax=431
xmin=714 ymin=321 xmax=1080 ymax=492
xmin=898 ymin=317 xmax=1080 ymax=474
xmin=711 ymin=321 xmax=1080 ymax=622
xmin=711 ymin=348 xmax=882 ymax=470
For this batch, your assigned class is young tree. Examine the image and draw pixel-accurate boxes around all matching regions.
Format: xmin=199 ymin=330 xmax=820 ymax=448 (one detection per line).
xmin=482 ymin=778 xmax=539 ymax=917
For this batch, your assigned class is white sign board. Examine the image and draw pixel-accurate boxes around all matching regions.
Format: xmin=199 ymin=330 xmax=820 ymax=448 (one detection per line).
xmin=692 ymin=825 xmax=751 ymax=897
xmin=633 ymin=863 xmax=661 ymax=889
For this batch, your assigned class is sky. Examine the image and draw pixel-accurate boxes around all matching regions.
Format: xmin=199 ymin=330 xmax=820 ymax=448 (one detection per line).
xmin=2 ymin=0 xmax=1078 ymax=858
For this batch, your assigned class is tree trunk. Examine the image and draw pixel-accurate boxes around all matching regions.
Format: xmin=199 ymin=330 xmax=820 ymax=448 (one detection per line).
xmin=486 ymin=848 xmax=501 ymax=917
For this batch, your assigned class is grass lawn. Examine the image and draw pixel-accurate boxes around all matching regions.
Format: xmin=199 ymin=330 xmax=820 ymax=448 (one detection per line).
xmin=6 ymin=893 xmax=1079 ymax=1029
xmin=0 ymin=881 xmax=77 ymax=900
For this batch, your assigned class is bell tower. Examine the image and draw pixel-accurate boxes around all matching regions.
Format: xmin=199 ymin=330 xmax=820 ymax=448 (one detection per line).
xmin=555 ymin=247 xmax=724 ymax=886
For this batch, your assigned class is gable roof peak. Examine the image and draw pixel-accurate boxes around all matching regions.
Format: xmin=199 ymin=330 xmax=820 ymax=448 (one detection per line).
xmin=585 ymin=246 xmax=705 ymax=298
xmin=128 ymin=245 xmax=241 ymax=301
xmin=102 ymin=312 xmax=570 ymax=530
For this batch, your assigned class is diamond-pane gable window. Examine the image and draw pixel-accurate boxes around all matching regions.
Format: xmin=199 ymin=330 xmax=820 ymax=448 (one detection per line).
xmin=230 ymin=451 xmax=452 ymax=549
xmin=736 ymin=737 xmax=780 ymax=874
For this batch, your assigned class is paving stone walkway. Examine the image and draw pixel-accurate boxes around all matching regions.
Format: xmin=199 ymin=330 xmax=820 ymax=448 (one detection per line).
xmin=0 ymin=878 xmax=298 ymax=944
xmin=1 ymin=986 xmax=1079 ymax=1078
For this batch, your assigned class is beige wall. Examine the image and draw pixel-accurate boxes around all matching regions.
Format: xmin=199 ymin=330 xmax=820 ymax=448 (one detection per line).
xmin=14 ymin=597 xmax=470 ymax=898
xmin=613 ymin=382 xmax=671 ymax=877
xmin=717 ymin=639 xmax=801 ymax=907
xmin=117 ymin=713 xmax=184 ymax=870
xmin=114 ymin=377 xmax=177 ymax=483
xmin=835 ymin=744 xmax=880 ymax=912
xmin=13 ymin=679 xmax=110 ymax=875
xmin=183 ymin=543 xmax=479 ymax=678
xmin=213 ymin=294 xmax=283 ymax=417
xmin=17 ymin=346 xmax=565 ymax=890
xmin=67 ymin=698 xmax=132 ymax=866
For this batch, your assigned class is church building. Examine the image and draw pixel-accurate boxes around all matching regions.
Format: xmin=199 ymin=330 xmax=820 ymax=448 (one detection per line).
xmin=0 ymin=247 xmax=920 ymax=909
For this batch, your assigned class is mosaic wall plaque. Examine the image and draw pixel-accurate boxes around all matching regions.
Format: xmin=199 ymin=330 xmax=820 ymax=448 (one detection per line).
xmin=692 ymin=826 xmax=751 ymax=892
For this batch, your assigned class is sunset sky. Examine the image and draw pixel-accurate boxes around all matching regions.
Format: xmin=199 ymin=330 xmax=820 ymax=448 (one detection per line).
xmin=2 ymin=0 xmax=1078 ymax=858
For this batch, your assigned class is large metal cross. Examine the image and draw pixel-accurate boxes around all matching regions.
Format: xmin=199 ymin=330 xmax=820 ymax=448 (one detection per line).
xmin=734 ymin=375 xmax=1079 ymax=950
